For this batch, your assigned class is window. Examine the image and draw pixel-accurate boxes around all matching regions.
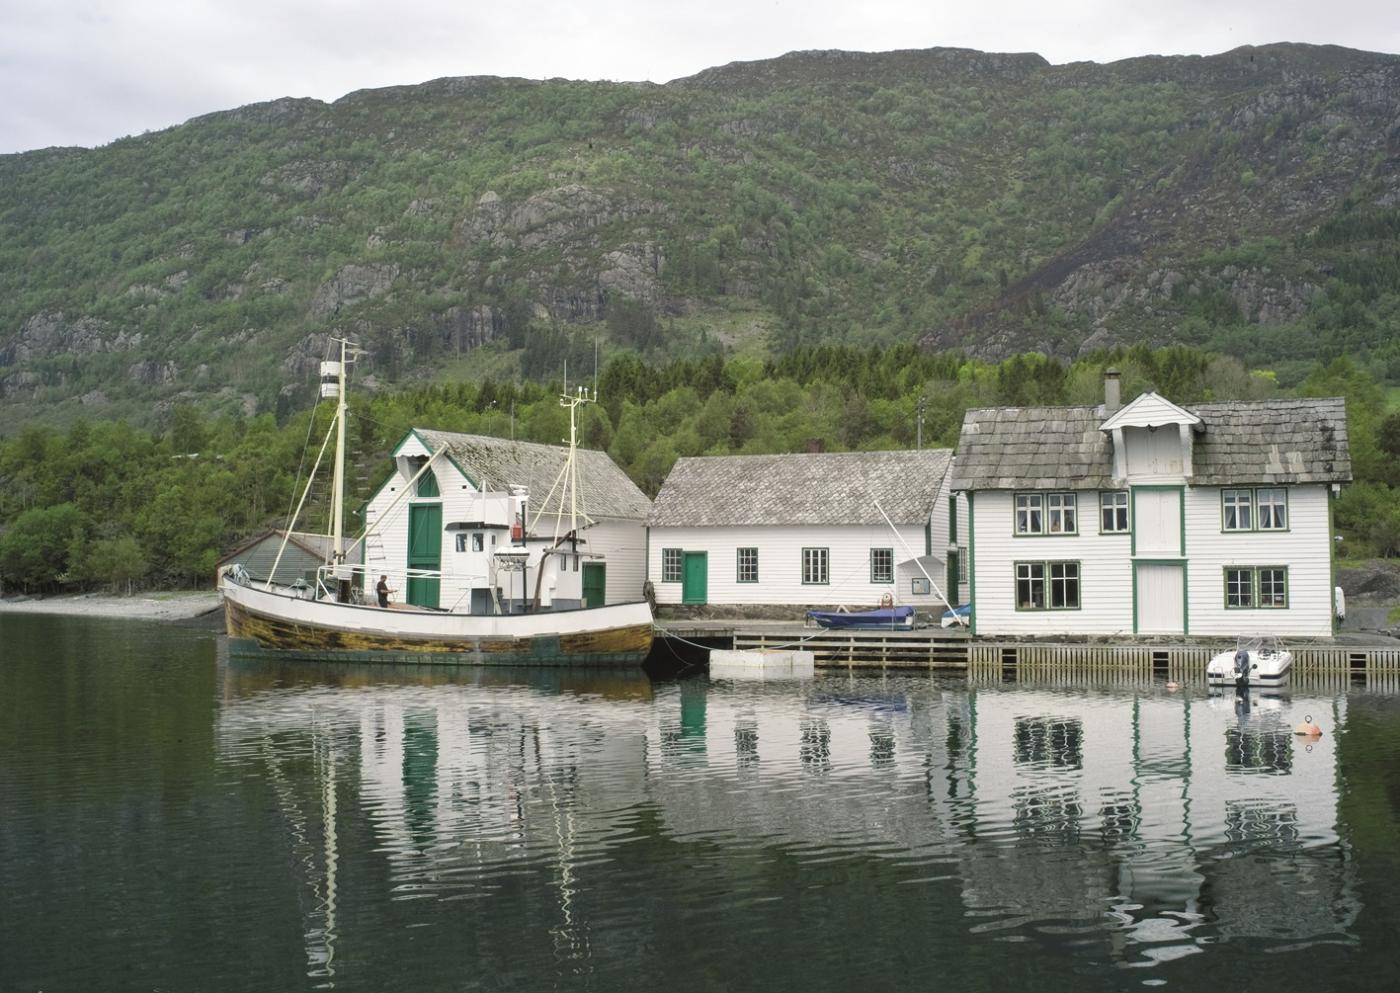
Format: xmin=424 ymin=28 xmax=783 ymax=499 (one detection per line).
xmin=802 ymin=547 xmax=829 ymax=585
xmin=662 ymin=548 xmax=683 ymax=583
xmin=1223 ymin=490 xmax=1254 ymax=531
xmin=1016 ymin=492 xmax=1077 ymax=535
xmin=911 ymin=577 xmax=932 ymax=595
xmin=1224 ymin=488 xmax=1289 ymax=532
xmin=871 ymin=547 xmax=893 ymax=584
xmin=737 ymin=547 xmax=759 ymax=583
xmin=1017 ymin=561 xmax=1080 ymax=610
xmin=472 ymin=533 xmax=484 ymax=552
xmin=1100 ymin=492 xmax=1129 ymax=533
xmin=1225 ymin=566 xmax=1288 ymax=608
xmin=454 ymin=533 xmax=467 ymax=553
xmin=1257 ymin=488 xmax=1288 ymax=530
xmin=958 ymin=545 xmax=968 ymax=583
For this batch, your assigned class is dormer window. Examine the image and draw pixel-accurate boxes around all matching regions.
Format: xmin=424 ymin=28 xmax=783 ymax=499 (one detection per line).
xmin=416 ymin=467 xmax=440 ymax=497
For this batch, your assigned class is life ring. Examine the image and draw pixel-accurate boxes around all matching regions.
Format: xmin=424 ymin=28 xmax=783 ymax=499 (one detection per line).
xmin=879 ymin=593 xmax=894 ymax=609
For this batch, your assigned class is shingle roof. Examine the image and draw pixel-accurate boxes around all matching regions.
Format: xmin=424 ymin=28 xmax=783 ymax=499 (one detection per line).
xmin=1187 ymin=397 xmax=1351 ymax=485
xmin=414 ymin=429 xmax=652 ymax=521
xmin=951 ymin=406 xmax=1115 ymax=490
xmin=646 ymin=449 xmax=953 ymax=527
xmin=950 ymin=397 xmax=1351 ymax=489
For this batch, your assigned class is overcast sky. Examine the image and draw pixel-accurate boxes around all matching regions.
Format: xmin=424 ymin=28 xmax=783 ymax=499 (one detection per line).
xmin=3 ymin=0 xmax=1397 ymax=155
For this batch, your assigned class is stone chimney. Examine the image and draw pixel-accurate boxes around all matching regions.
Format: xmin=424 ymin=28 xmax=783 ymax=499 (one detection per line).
xmin=1104 ymin=368 xmax=1122 ymax=415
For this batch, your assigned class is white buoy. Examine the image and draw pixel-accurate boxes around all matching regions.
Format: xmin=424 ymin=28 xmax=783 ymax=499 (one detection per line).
xmin=710 ymin=649 xmax=816 ymax=681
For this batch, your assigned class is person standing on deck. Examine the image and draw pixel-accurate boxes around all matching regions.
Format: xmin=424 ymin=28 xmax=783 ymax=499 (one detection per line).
xmin=376 ymin=575 xmax=395 ymax=608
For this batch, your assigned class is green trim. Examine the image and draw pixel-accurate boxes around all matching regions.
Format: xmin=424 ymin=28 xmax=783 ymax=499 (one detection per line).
xmin=1012 ymin=491 xmax=1079 ymax=537
xmin=967 ymin=493 xmax=977 ymax=635
xmin=1132 ymin=559 xmax=1189 ymax=636
xmin=736 ymin=546 xmax=759 ymax=583
xmin=948 ymin=495 xmax=958 ymax=543
xmin=661 ymin=547 xmax=683 ymax=583
xmin=925 ymin=521 xmax=932 ymax=557
xmin=1098 ymin=490 xmax=1130 ymax=536
xmin=1013 ymin=559 xmax=1082 ymax=611
xmin=1329 ymin=487 xmax=1338 ymax=635
xmin=1220 ymin=486 xmax=1291 ymax=534
xmin=1130 ymin=485 xmax=1186 ymax=557
xmin=946 ymin=550 xmax=959 ymax=605
xmin=392 ymin=428 xmax=479 ymax=489
xmin=1223 ymin=565 xmax=1289 ymax=609
xmin=801 ymin=547 xmax=830 ymax=585
xmin=870 ymin=547 xmax=894 ymax=584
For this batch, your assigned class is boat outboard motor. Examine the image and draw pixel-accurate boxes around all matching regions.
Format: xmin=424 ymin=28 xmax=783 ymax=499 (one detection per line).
xmin=1233 ymin=648 xmax=1251 ymax=688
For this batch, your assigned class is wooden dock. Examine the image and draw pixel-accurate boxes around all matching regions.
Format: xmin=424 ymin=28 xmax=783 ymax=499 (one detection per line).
xmin=654 ymin=619 xmax=1400 ymax=675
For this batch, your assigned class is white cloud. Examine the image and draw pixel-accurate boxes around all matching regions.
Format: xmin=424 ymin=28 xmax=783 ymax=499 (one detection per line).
xmin=2 ymin=0 xmax=1397 ymax=154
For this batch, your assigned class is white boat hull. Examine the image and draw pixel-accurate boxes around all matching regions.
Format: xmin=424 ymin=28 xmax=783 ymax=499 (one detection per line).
xmin=1206 ymin=646 xmax=1293 ymax=687
xmin=220 ymin=576 xmax=654 ymax=667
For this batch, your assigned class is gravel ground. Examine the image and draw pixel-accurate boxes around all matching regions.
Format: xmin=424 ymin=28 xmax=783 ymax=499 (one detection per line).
xmin=0 ymin=590 xmax=222 ymax=621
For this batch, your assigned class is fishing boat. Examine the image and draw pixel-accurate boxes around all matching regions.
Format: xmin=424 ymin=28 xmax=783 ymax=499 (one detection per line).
xmin=806 ymin=605 xmax=916 ymax=630
xmin=219 ymin=338 xmax=654 ymax=667
xmin=1205 ymin=635 xmax=1293 ymax=689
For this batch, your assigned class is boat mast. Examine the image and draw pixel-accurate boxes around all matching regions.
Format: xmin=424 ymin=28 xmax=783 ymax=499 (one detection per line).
xmin=330 ymin=338 xmax=348 ymax=566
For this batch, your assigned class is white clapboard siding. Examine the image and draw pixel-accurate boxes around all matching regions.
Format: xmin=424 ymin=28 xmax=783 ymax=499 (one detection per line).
xmin=647 ymin=524 xmax=941 ymax=607
xmin=1184 ymin=485 xmax=1334 ymax=636
xmin=970 ymin=490 xmax=1136 ymax=636
xmin=585 ymin=519 xmax=648 ymax=603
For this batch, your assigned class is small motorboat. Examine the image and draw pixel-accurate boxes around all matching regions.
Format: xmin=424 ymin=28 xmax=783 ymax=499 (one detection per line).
xmin=941 ymin=604 xmax=971 ymax=628
xmin=806 ymin=605 xmax=916 ymax=630
xmin=1206 ymin=636 xmax=1293 ymax=688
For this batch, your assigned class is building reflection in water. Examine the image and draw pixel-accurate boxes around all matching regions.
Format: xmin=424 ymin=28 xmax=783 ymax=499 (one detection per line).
xmin=216 ymin=657 xmax=1359 ymax=984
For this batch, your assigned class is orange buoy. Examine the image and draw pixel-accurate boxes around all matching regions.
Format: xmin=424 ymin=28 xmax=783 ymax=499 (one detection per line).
xmin=1293 ymin=713 xmax=1323 ymax=737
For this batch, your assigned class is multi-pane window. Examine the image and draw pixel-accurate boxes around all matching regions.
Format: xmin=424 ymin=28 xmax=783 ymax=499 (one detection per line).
xmin=870 ymin=547 xmax=894 ymax=584
xmin=1100 ymin=491 xmax=1129 ymax=533
xmin=737 ymin=547 xmax=759 ymax=583
xmin=1224 ymin=488 xmax=1289 ymax=532
xmin=1016 ymin=492 xmax=1077 ymax=535
xmin=661 ymin=548 xmax=683 ymax=583
xmin=1017 ymin=561 xmax=1080 ymax=610
xmin=958 ymin=545 xmax=968 ymax=582
xmin=1257 ymin=488 xmax=1288 ymax=530
xmin=1222 ymin=489 xmax=1255 ymax=531
xmin=802 ymin=547 xmax=829 ymax=585
xmin=1225 ymin=567 xmax=1288 ymax=608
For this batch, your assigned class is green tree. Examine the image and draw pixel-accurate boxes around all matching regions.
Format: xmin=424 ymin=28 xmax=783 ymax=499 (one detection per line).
xmin=0 ymin=503 xmax=88 ymax=590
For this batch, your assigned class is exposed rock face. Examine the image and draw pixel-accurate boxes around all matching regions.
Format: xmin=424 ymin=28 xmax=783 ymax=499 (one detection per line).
xmin=461 ymin=185 xmax=662 ymax=251
xmin=128 ymin=359 xmax=178 ymax=385
xmin=1223 ymin=267 xmax=1316 ymax=323
xmin=0 ymin=312 xmax=142 ymax=364
xmin=309 ymin=263 xmax=400 ymax=319
xmin=598 ymin=243 xmax=665 ymax=303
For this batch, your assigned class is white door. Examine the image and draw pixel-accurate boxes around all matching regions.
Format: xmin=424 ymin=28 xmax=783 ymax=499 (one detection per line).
xmin=1134 ymin=489 xmax=1181 ymax=557
xmin=1136 ymin=563 xmax=1185 ymax=635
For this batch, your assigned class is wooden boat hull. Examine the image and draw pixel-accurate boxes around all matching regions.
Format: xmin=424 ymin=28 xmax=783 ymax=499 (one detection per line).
xmin=221 ymin=578 xmax=653 ymax=667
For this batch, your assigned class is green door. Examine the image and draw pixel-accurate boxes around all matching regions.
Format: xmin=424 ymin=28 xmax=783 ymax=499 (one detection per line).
xmin=682 ymin=551 xmax=708 ymax=605
xmin=582 ymin=562 xmax=606 ymax=609
xmin=407 ymin=503 xmax=442 ymax=608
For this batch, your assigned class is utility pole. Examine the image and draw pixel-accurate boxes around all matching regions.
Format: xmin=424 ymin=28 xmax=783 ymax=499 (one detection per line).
xmin=916 ymin=396 xmax=927 ymax=450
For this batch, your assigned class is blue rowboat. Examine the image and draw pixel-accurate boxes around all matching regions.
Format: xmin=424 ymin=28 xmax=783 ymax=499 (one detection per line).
xmin=806 ymin=606 xmax=915 ymax=629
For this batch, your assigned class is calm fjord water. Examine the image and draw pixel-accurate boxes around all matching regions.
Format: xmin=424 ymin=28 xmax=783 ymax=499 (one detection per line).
xmin=3 ymin=614 xmax=1400 ymax=992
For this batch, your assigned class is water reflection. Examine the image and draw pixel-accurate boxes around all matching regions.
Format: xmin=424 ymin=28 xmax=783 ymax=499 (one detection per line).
xmin=214 ymin=654 xmax=1363 ymax=987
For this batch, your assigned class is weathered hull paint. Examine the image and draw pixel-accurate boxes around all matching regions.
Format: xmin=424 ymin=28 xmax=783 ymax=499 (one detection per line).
xmin=221 ymin=584 xmax=653 ymax=667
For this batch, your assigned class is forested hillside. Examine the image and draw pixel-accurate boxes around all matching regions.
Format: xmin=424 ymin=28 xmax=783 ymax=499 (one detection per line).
xmin=2 ymin=345 xmax=1397 ymax=592
xmin=2 ymin=43 xmax=1399 ymax=430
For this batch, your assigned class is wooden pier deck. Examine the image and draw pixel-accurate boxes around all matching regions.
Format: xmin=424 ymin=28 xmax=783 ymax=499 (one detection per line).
xmin=654 ymin=619 xmax=1400 ymax=675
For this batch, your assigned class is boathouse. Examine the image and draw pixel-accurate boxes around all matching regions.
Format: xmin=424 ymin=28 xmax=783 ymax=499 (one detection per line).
xmin=645 ymin=449 xmax=968 ymax=611
xmin=357 ymin=430 xmax=651 ymax=611
xmin=950 ymin=373 xmax=1351 ymax=637
xmin=215 ymin=530 xmax=334 ymax=587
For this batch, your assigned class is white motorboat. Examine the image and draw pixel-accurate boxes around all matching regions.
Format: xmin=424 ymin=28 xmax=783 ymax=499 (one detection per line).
xmin=1206 ymin=636 xmax=1293 ymax=688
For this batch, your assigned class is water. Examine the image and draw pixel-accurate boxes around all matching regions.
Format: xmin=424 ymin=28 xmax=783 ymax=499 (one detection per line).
xmin=3 ymin=615 xmax=1400 ymax=992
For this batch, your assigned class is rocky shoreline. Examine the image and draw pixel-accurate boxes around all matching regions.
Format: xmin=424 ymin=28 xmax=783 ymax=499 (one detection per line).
xmin=0 ymin=590 xmax=222 ymax=622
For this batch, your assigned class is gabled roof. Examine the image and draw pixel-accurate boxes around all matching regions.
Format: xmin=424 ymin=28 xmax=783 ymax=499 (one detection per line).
xmin=952 ymin=406 xmax=1116 ymax=491
xmin=412 ymin=429 xmax=651 ymax=521
xmin=1100 ymin=392 xmax=1201 ymax=431
xmin=1186 ymin=397 xmax=1350 ymax=486
xmin=217 ymin=529 xmax=334 ymax=567
xmin=950 ymin=397 xmax=1351 ymax=490
xmin=646 ymin=449 xmax=953 ymax=528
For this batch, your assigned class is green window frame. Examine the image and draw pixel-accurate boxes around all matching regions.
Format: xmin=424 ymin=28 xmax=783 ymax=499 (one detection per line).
xmin=802 ymin=547 xmax=829 ymax=585
xmin=737 ymin=547 xmax=759 ymax=583
xmin=870 ymin=547 xmax=894 ymax=584
xmin=661 ymin=547 xmax=683 ymax=583
xmin=1015 ymin=492 xmax=1078 ymax=535
xmin=1099 ymin=491 xmax=1129 ymax=534
xmin=1223 ymin=488 xmax=1289 ymax=532
xmin=1223 ymin=566 xmax=1289 ymax=608
xmin=1015 ymin=560 xmax=1081 ymax=610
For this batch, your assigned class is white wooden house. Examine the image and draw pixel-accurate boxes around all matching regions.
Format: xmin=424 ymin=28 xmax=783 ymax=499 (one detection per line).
xmin=357 ymin=429 xmax=651 ymax=612
xmin=950 ymin=373 xmax=1351 ymax=637
xmin=645 ymin=450 xmax=969 ymax=610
